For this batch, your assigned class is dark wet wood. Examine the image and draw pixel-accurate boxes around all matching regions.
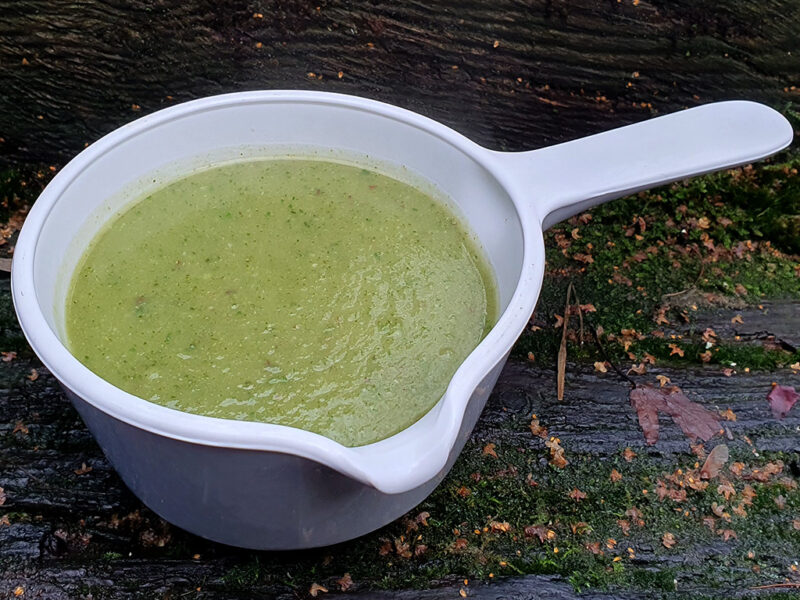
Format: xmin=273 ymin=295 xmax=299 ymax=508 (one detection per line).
xmin=1 ymin=0 xmax=799 ymax=166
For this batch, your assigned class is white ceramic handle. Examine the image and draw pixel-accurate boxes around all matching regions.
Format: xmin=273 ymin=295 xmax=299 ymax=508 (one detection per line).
xmin=494 ymin=101 xmax=793 ymax=229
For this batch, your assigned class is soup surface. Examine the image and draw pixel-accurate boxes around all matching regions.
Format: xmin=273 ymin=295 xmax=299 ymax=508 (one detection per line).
xmin=67 ymin=158 xmax=497 ymax=446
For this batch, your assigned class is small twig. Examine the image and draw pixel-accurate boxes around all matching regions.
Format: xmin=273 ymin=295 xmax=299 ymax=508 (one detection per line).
xmin=557 ymin=282 xmax=573 ymax=401
xmin=590 ymin=324 xmax=636 ymax=388
xmin=661 ymin=263 xmax=705 ymax=300
xmin=749 ymin=583 xmax=800 ymax=590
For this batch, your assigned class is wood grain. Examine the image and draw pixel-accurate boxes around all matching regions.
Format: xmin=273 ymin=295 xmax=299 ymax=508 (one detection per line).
xmin=1 ymin=0 xmax=798 ymax=165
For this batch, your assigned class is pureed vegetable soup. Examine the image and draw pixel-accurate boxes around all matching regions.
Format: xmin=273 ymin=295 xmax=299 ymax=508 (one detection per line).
xmin=66 ymin=158 xmax=497 ymax=446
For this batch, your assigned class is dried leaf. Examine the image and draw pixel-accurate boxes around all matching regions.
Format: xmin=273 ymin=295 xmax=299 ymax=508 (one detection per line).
xmin=482 ymin=443 xmax=498 ymax=458
xmin=545 ymin=437 xmax=568 ymax=468
xmin=610 ymin=468 xmax=623 ymax=482
xmin=656 ymin=374 xmax=671 ymax=387
xmin=668 ymin=343 xmax=685 ymax=357
xmin=378 ymin=540 xmax=393 ymax=555
xmin=568 ymin=488 xmax=587 ymax=501
xmin=717 ymin=482 xmax=736 ymax=501
xmin=625 ymin=507 xmax=645 ymax=527
xmin=524 ymin=525 xmax=549 ymax=543
xmin=630 ymin=384 xmax=720 ymax=445
xmin=74 ymin=462 xmax=93 ymax=476
xmin=457 ymin=486 xmax=471 ymax=498
xmin=622 ymin=447 xmax=637 ymax=462
xmin=585 ymin=541 xmax=603 ymax=555
xmin=594 ymin=361 xmax=608 ymax=373
xmin=774 ymin=495 xmax=786 ymax=510
xmin=12 ymin=421 xmax=28 ymax=435
xmin=489 ymin=521 xmax=511 ymax=533
xmin=1 ymin=351 xmax=17 ymax=362
xmin=309 ymin=583 xmax=328 ymax=597
xmin=394 ymin=538 xmax=412 ymax=558
xmin=766 ymin=384 xmax=798 ymax=419
xmin=741 ymin=485 xmax=756 ymax=505
xmin=617 ymin=519 xmax=631 ymax=535
xmin=451 ymin=538 xmax=468 ymax=551
xmin=662 ymin=532 xmax=677 ymax=548
xmin=0 ymin=486 xmax=5 ymax=506
xmin=628 ymin=362 xmax=647 ymax=375
xmin=700 ymin=445 xmax=729 ymax=479
xmin=719 ymin=408 xmax=736 ymax=421
xmin=731 ymin=314 xmax=744 ymax=324
xmin=529 ymin=415 xmax=548 ymax=438
xmin=719 ymin=529 xmax=737 ymax=541
xmin=336 ymin=573 xmax=353 ymax=592
xmin=571 ymin=521 xmax=590 ymax=534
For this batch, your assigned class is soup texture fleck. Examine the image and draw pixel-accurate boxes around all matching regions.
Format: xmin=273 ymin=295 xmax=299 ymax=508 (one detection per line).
xmin=67 ymin=159 xmax=497 ymax=446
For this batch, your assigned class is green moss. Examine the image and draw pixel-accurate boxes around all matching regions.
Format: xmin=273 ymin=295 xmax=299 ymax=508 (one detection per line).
xmin=513 ymin=153 xmax=800 ymax=369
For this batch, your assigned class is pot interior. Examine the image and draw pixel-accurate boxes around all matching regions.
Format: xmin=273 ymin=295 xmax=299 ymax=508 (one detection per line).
xmin=33 ymin=96 xmax=525 ymax=351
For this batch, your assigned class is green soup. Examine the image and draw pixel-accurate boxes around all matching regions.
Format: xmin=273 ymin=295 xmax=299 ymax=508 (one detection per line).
xmin=66 ymin=158 xmax=497 ymax=446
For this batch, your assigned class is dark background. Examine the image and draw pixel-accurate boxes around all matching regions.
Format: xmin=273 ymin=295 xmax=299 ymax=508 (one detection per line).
xmin=1 ymin=0 xmax=798 ymax=166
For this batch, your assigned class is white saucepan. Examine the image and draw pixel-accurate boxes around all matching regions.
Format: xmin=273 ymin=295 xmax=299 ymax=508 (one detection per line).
xmin=11 ymin=91 xmax=792 ymax=549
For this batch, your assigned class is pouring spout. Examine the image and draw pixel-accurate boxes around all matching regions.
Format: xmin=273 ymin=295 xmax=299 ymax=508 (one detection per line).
xmin=492 ymin=101 xmax=793 ymax=230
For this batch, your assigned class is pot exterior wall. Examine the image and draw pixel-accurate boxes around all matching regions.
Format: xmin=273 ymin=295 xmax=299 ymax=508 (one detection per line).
xmin=61 ymin=357 xmax=507 ymax=549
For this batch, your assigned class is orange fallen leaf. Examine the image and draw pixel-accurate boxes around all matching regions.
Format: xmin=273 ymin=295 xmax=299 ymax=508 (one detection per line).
xmin=336 ymin=573 xmax=353 ymax=592
xmin=617 ymin=519 xmax=630 ymax=536
xmin=610 ymin=468 xmax=623 ymax=482
xmin=662 ymin=532 xmax=677 ymax=549
xmin=719 ymin=408 xmax=736 ymax=421
xmin=656 ymin=374 xmax=671 ymax=387
xmin=529 ymin=415 xmax=548 ymax=438
xmin=309 ymin=583 xmax=328 ymax=597
xmin=546 ymin=437 xmax=568 ymax=468
xmin=700 ymin=444 xmax=729 ymax=479
xmin=489 ymin=521 xmax=511 ymax=533
xmin=731 ymin=314 xmax=743 ymax=325
xmin=482 ymin=443 xmax=498 ymax=458
xmin=628 ymin=362 xmax=647 ymax=375
xmin=568 ymin=488 xmax=587 ymax=501
xmin=668 ymin=343 xmax=684 ymax=357
xmin=451 ymin=538 xmax=468 ymax=551
xmin=699 ymin=350 xmax=712 ymax=363
xmin=622 ymin=447 xmax=637 ymax=462
xmin=719 ymin=529 xmax=737 ymax=541
xmin=74 ymin=462 xmax=93 ymax=476
xmin=717 ymin=482 xmax=736 ymax=501
xmin=12 ymin=421 xmax=28 ymax=435
xmin=457 ymin=486 xmax=471 ymax=498
xmin=1 ymin=351 xmax=17 ymax=362
xmin=594 ymin=361 xmax=608 ymax=373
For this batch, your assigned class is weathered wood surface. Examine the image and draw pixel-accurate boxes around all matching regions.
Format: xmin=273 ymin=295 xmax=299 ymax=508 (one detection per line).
xmin=1 ymin=269 xmax=798 ymax=598
xmin=1 ymin=0 xmax=799 ymax=166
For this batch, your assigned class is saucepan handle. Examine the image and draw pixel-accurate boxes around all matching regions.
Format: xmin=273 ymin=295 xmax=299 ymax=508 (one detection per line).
xmin=492 ymin=101 xmax=793 ymax=229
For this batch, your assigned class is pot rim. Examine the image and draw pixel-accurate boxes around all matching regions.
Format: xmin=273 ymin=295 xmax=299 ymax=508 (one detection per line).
xmin=11 ymin=90 xmax=544 ymax=494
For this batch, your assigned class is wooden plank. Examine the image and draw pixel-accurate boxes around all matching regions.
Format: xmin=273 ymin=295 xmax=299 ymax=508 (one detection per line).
xmin=1 ymin=0 xmax=798 ymax=165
